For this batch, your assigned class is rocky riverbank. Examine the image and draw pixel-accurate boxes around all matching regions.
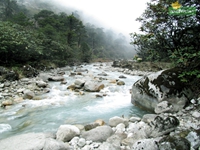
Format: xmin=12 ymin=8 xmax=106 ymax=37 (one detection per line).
xmin=0 ymin=61 xmax=200 ymax=150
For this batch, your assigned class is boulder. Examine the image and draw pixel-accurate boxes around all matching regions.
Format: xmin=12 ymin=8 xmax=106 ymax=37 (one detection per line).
xmin=74 ymin=79 xmax=85 ymax=88
xmin=36 ymin=81 xmax=48 ymax=88
xmin=95 ymin=119 xmax=105 ymax=126
xmin=131 ymin=68 xmax=192 ymax=112
xmin=0 ymin=132 xmax=66 ymax=150
xmin=23 ymin=65 xmax=39 ymax=77
xmin=81 ymin=125 xmax=113 ymax=142
xmin=97 ymin=72 xmax=108 ymax=76
xmin=117 ymin=80 xmax=125 ymax=85
xmin=84 ymin=122 xmax=100 ymax=131
xmin=56 ymin=125 xmax=80 ymax=142
xmin=48 ymin=76 xmax=65 ymax=81
xmin=1 ymin=100 xmax=13 ymax=106
xmin=23 ymin=90 xmax=35 ymax=99
xmin=119 ymin=75 xmax=127 ymax=78
xmin=84 ymin=80 xmax=105 ymax=92
xmin=43 ymin=138 xmax=69 ymax=150
xmin=109 ymin=116 xmax=128 ymax=127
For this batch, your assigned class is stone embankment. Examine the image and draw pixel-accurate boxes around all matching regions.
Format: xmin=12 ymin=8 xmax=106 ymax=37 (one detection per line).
xmin=0 ymin=61 xmax=200 ymax=150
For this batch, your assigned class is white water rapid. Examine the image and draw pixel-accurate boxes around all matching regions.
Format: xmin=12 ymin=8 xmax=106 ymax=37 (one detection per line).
xmin=0 ymin=62 xmax=147 ymax=139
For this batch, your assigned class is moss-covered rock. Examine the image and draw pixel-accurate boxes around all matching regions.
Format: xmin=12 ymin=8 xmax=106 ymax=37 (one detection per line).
xmin=131 ymin=68 xmax=193 ymax=112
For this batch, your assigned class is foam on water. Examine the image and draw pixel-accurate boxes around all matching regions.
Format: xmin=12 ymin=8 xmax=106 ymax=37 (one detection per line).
xmin=0 ymin=124 xmax=12 ymax=133
xmin=0 ymin=63 xmax=148 ymax=139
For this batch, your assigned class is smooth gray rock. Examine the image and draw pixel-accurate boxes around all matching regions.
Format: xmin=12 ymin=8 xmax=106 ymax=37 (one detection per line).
xmin=23 ymin=89 xmax=35 ymax=99
xmin=109 ymin=116 xmax=128 ymax=127
xmin=84 ymin=80 xmax=104 ymax=92
xmin=81 ymin=125 xmax=113 ymax=142
xmin=36 ymin=80 xmax=48 ymax=88
xmin=43 ymin=138 xmax=69 ymax=150
xmin=56 ymin=125 xmax=80 ymax=142
xmin=0 ymin=133 xmax=46 ymax=150
xmin=74 ymin=79 xmax=85 ymax=88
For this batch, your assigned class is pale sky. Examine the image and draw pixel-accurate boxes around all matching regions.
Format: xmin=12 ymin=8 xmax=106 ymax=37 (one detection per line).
xmin=55 ymin=0 xmax=149 ymax=38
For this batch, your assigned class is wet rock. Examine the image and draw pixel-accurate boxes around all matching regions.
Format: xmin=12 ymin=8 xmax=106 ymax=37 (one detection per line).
xmin=60 ymin=79 xmax=67 ymax=84
xmin=48 ymin=76 xmax=65 ymax=81
xmin=75 ymin=68 xmax=88 ymax=72
xmin=81 ymin=125 xmax=113 ymax=142
xmin=119 ymin=75 xmax=127 ymax=78
xmin=67 ymin=84 xmax=76 ymax=90
xmin=98 ymin=72 xmax=108 ymax=76
xmin=129 ymin=116 xmax=141 ymax=123
xmin=36 ymin=81 xmax=48 ymax=88
xmin=84 ymin=80 xmax=104 ymax=92
xmin=95 ymin=119 xmax=105 ymax=126
xmin=84 ymin=123 xmax=99 ymax=131
xmin=74 ymin=79 xmax=85 ymax=88
xmin=1 ymin=100 xmax=13 ymax=106
xmin=131 ymin=68 xmax=192 ymax=112
xmin=117 ymin=80 xmax=125 ymax=85
xmin=56 ymin=125 xmax=80 ymax=142
xmin=23 ymin=90 xmax=35 ymax=99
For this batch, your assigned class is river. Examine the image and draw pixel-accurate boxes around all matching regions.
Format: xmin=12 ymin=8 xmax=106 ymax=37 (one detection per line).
xmin=0 ymin=62 xmax=148 ymax=139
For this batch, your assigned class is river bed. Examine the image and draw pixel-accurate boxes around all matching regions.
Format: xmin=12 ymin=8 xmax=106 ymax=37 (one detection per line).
xmin=0 ymin=62 xmax=148 ymax=139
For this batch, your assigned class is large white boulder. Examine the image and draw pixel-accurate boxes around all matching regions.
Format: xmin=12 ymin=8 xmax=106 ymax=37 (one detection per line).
xmin=131 ymin=68 xmax=192 ymax=113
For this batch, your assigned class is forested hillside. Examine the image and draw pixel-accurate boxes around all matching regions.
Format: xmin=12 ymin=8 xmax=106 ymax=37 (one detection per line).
xmin=0 ymin=0 xmax=135 ymax=67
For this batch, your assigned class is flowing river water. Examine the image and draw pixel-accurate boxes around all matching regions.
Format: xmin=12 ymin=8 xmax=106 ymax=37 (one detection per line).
xmin=0 ymin=62 xmax=148 ymax=140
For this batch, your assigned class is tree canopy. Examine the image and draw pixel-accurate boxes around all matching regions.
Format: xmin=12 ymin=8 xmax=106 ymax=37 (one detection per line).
xmin=0 ymin=0 xmax=135 ymax=67
xmin=130 ymin=0 xmax=200 ymax=83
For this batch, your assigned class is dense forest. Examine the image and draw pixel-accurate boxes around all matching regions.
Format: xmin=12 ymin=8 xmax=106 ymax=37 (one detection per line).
xmin=130 ymin=0 xmax=200 ymax=87
xmin=0 ymin=0 xmax=135 ymax=67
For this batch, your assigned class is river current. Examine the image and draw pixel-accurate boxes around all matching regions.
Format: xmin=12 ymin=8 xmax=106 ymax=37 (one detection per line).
xmin=0 ymin=62 xmax=147 ymax=139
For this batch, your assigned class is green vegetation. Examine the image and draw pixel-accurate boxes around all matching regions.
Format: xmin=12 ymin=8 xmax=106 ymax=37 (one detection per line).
xmin=0 ymin=0 xmax=134 ymax=67
xmin=130 ymin=0 xmax=200 ymax=93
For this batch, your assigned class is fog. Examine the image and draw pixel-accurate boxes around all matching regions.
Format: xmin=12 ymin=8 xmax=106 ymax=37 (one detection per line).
xmin=54 ymin=0 xmax=149 ymax=38
xmin=18 ymin=0 xmax=149 ymax=38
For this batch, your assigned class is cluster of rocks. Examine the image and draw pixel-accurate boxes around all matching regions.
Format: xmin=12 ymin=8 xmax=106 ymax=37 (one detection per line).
xmin=0 ymin=64 xmax=128 ymax=108
xmin=0 ymin=103 xmax=200 ymax=150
